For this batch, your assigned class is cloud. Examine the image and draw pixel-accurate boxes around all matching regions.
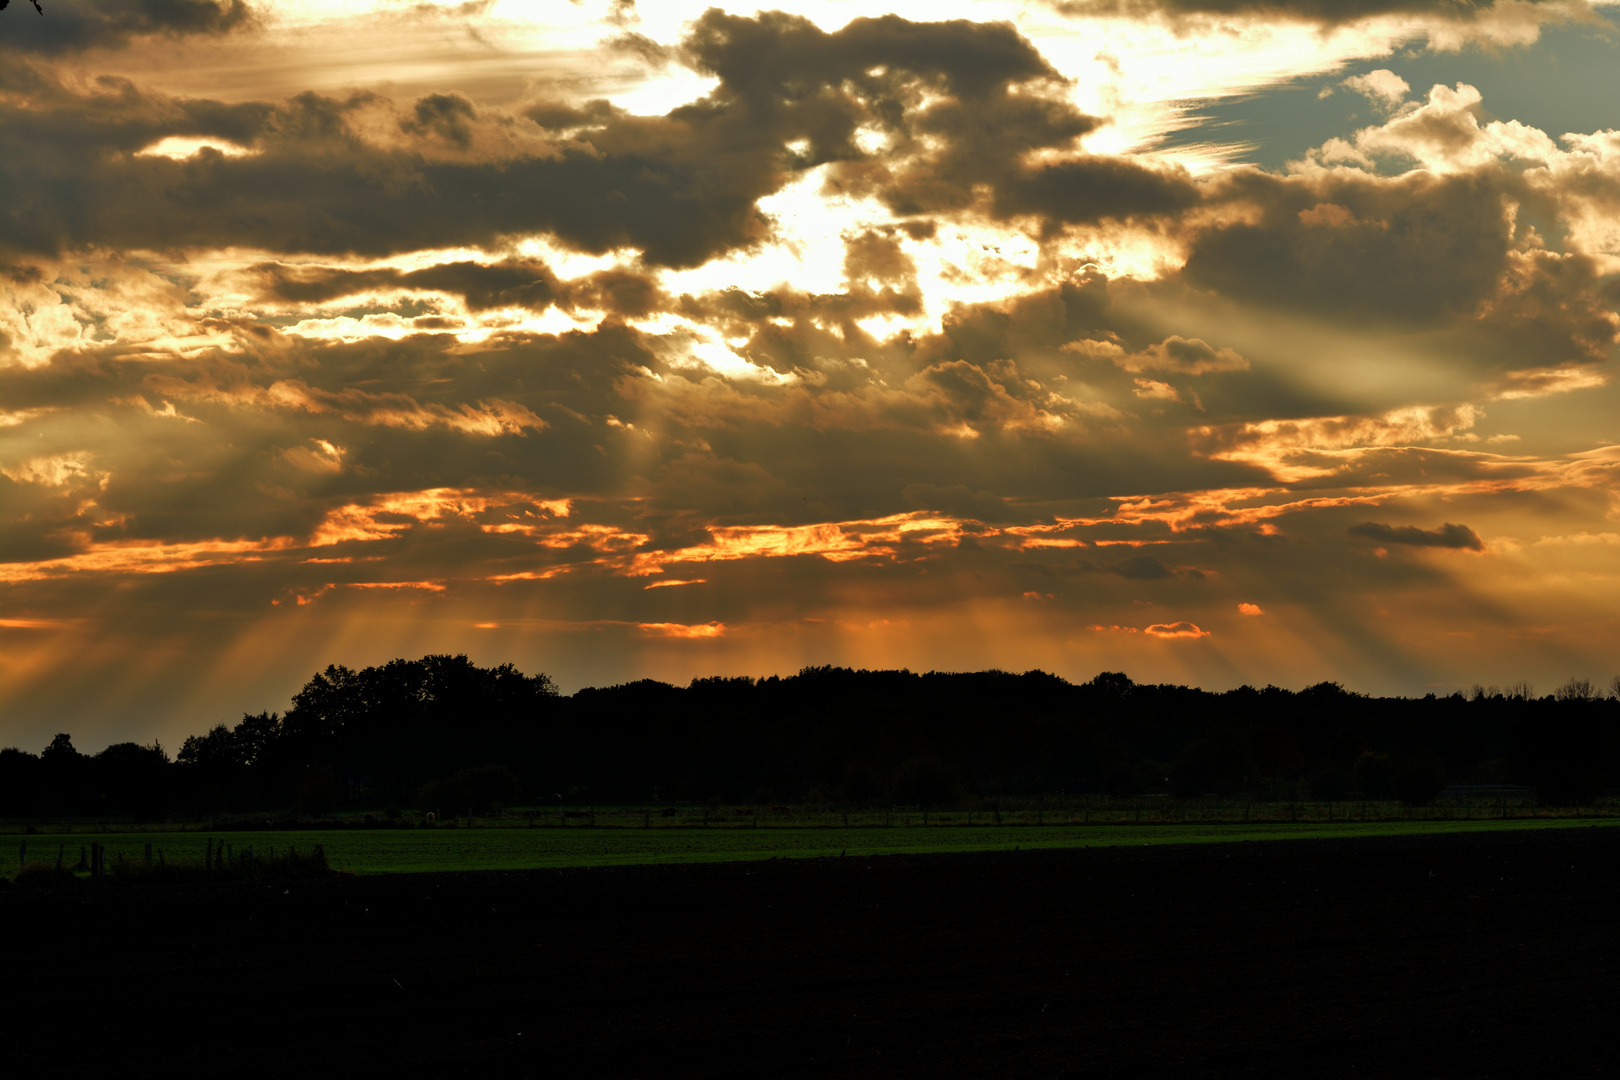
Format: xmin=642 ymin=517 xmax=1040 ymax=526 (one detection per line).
xmin=638 ymin=621 xmax=726 ymax=638
xmin=1 ymin=452 xmax=99 ymax=487
xmin=1133 ymin=379 xmax=1182 ymax=402
xmin=0 ymin=10 xmax=1204 ymax=268
xmin=7 ymin=0 xmax=1620 ymax=734
xmin=900 ymin=482 xmax=1021 ymax=524
xmin=0 ymin=0 xmax=253 ymax=56
xmin=1144 ymin=621 xmax=1209 ymax=639
xmin=1347 ymin=521 xmax=1485 ymax=550
xmin=1200 ymin=406 xmax=1484 ymax=482
xmin=1049 ymin=0 xmax=1599 ymax=32
xmin=1183 ymin=168 xmax=1517 ymax=326
xmin=281 ymin=439 xmax=346 ymax=474
xmin=1110 ymin=554 xmax=1173 ymax=580
xmin=1343 ymin=69 xmax=1411 ymax=110
xmin=1112 ymin=336 xmax=1249 ymax=376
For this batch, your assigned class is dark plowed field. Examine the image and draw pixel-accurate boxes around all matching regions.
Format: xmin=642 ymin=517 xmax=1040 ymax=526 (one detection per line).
xmin=8 ymin=825 xmax=1618 ymax=1077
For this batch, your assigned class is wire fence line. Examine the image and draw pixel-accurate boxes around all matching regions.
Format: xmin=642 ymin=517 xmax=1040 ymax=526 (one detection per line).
xmin=5 ymin=794 xmax=1615 ymax=836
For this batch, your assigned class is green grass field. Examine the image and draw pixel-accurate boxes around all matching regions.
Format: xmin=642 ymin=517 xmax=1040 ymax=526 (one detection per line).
xmin=5 ymin=816 xmax=1616 ymax=878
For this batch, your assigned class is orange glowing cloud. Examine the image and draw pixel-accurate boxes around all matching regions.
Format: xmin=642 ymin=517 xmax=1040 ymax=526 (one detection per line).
xmin=0 ymin=538 xmax=295 ymax=583
xmin=624 ymin=512 xmax=965 ymax=576
xmin=487 ymin=568 xmax=572 ymax=582
xmin=309 ymin=489 xmax=571 ymax=547
xmin=347 ymin=580 xmax=446 ymax=592
xmin=637 ymin=621 xmax=727 ymax=638
xmin=150 ymin=377 xmax=547 ymax=438
xmin=1198 ymin=406 xmax=1482 ymax=482
xmin=1238 ymin=603 xmax=1264 ymax=615
xmin=1144 ymin=622 xmax=1210 ymax=639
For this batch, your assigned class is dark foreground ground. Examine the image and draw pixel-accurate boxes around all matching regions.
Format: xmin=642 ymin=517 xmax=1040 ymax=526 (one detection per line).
xmin=7 ymin=826 xmax=1618 ymax=1077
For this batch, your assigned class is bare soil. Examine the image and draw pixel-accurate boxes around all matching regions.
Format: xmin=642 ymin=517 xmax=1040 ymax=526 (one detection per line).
xmin=7 ymin=826 xmax=1617 ymax=1077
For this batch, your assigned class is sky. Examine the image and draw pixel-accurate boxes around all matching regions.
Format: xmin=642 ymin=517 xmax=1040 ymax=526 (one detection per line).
xmin=3 ymin=0 xmax=1620 ymax=750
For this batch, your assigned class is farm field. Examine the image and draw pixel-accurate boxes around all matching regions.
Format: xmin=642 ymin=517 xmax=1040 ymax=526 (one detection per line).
xmin=6 ymin=815 xmax=1617 ymax=877
xmin=5 ymin=825 xmax=1617 ymax=1078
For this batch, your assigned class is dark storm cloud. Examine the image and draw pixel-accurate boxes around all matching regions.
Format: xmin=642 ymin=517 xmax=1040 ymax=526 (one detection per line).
xmin=0 ymin=0 xmax=252 ymax=55
xmin=1174 ymin=160 xmax=1620 ymax=379
xmin=687 ymin=10 xmax=1198 ymax=226
xmin=1184 ymin=171 xmax=1513 ymax=325
xmin=901 ymin=483 xmax=1023 ymax=524
xmin=1109 ymin=553 xmax=1174 ymax=579
xmin=671 ymin=10 xmax=1196 ymax=230
xmin=1347 ymin=521 xmax=1486 ymax=549
xmin=1050 ymin=0 xmax=1596 ymax=25
xmin=255 ymin=258 xmax=665 ymax=317
xmin=259 ymin=258 xmax=565 ymax=311
xmin=0 ymin=80 xmax=772 ymax=266
xmin=0 ymin=9 xmax=1197 ymax=265
xmin=683 ymin=11 xmax=1061 ymax=103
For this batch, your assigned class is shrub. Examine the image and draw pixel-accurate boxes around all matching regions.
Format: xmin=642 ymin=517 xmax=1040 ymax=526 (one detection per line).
xmin=1353 ymin=752 xmax=1396 ymax=799
xmin=1394 ymin=755 xmax=1445 ymax=806
xmin=1170 ymin=726 xmax=1257 ymax=797
xmin=14 ymin=861 xmax=78 ymax=888
xmin=892 ymin=756 xmax=959 ymax=807
xmin=108 ymin=844 xmax=333 ymax=884
xmin=1309 ymin=768 xmax=1353 ymax=802
xmin=416 ymin=765 xmax=521 ymax=815
xmin=294 ymin=765 xmax=342 ymax=816
xmin=1103 ymin=764 xmax=1138 ymax=798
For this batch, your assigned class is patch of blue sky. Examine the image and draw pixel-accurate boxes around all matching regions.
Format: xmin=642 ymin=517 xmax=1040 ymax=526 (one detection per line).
xmin=1162 ymin=22 xmax=1620 ymax=173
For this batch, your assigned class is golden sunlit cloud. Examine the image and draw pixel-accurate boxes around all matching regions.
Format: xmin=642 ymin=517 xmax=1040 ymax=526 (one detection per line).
xmin=1144 ymin=622 xmax=1210 ymax=639
xmin=638 ymin=622 xmax=728 ymax=639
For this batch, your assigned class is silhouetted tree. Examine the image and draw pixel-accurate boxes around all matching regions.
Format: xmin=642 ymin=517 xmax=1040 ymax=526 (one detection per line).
xmin=95 ymin=741 xmax=171 ymax=818
xmin=1394 ymin=755 xmax=1445 ymax=807
xmin=417 ymin=766 xmax=521 ymax=815
xmin=1353 ymin=751 xmax=1395 ymax=799
xmin=0 ymin=747 xmax=40 ymax=815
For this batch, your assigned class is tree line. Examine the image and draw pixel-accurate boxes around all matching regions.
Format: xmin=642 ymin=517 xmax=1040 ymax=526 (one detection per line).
xmin=2 ymin=656 xmax=1616 ymax=819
